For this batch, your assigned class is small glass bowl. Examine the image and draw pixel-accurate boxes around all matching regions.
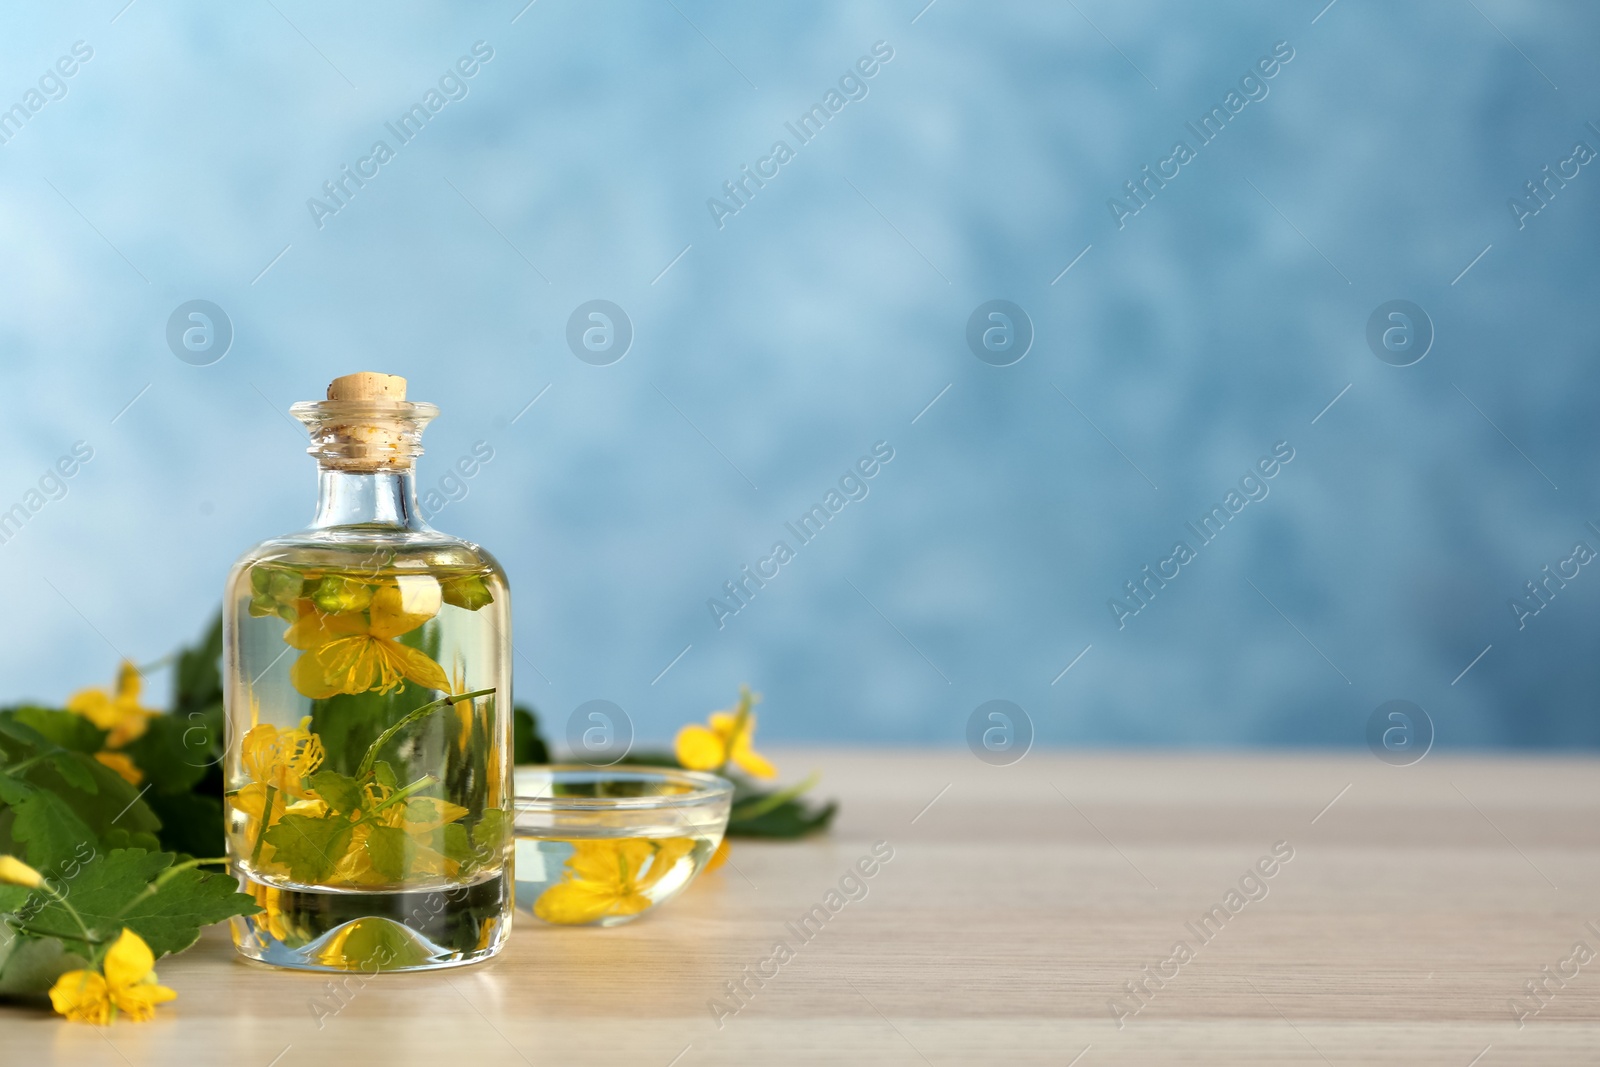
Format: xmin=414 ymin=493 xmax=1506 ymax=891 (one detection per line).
xmin=511 ymin=766 xmax=733 ymax=927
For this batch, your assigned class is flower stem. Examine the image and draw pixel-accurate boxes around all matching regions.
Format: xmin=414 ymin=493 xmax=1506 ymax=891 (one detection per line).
xmin=113 ymin=857 xmax=232 ymax=921
xmin=146 ymin=855 xmax=230 ymax=893
xmin=715 ymin=687 xmax=755 ymax=776
xmin=358 ymin=688 xmax=494 ymax=779
xmin=249 ymin=785 xmax=278 ymax=865
xmin=6 ymin=920 xmax=94 ymax=944
xmin=1 ymin=749 xmax=64 ymax=777
xmin=353 ymin=775 xmax=438 ymax=829
xmin=38 ymin=881 xmax=98 ymax=951
xmin=730 ymin=771 xmax=821 ymax=823
xmin=136 ymin=652 xmax=176 ymax=677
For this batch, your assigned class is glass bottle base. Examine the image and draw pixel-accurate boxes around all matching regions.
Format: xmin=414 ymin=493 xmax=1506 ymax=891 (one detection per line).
xmin=230 ymin=866 xmax=511 ymax=972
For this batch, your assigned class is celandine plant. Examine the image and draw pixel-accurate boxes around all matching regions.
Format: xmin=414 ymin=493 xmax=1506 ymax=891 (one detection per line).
xmin=0 ymin=635 xmax=258 ymax=1025
xmin=223 ymin=372 xmax=513 ymax=972
xmin=0 ymin=377 xmax=837 ymax=1019
xmin=2 ymin=566 xmax=832 ymax=1023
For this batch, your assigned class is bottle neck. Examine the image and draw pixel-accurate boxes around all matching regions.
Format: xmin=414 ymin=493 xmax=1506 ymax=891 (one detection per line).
xmin=310 ymin=468 xmax=426 ymax=530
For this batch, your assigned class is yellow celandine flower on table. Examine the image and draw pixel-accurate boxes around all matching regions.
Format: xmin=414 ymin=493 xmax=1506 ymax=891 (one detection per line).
xmin=675 ymin=686 xmax=777 ymax=779
xmin=48 ymin=929 xmax=176 ymax=1025
xmin=284 ymin=583 xmax=451 ymax=699
xmin=534 ymin=838 xmax=697 ymax=925
xmin=66 ymin=661 xmax=158 ymax=749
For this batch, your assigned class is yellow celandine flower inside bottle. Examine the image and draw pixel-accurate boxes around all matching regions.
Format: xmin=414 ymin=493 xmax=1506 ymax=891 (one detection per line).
xmin=222 ymin=373 xmax=513 ymax=973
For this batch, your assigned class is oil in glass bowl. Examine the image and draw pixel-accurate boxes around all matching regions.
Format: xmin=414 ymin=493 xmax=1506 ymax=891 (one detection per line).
xmin=512 ymin=767 xmax=732 ymax=927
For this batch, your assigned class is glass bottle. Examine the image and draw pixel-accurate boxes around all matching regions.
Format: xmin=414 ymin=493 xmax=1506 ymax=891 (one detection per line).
xmin=223 ymin=372 xmax=512 ymax=972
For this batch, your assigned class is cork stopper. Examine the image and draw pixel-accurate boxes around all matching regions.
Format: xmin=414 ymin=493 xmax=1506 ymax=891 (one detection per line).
xmin=290 ymin=373 xmax=437 ymax=471
xmin=328 ymin=372 xmax=407 ymax=403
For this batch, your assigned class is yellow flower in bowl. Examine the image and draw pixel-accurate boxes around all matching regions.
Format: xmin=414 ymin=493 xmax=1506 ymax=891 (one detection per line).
xmin=533 ymin=837 xmax=697 ymax=925
xmin=512 ymin=767 xmax=733 ymax=926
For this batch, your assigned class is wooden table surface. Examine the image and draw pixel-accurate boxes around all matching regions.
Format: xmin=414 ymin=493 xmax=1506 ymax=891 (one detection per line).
xmin=5 ymin=749 xmax=1598 ymax=1065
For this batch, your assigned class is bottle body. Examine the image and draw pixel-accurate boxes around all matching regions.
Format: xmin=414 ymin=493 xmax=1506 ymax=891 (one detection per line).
xmin=224 ymin=511 xmax=513 ymax=971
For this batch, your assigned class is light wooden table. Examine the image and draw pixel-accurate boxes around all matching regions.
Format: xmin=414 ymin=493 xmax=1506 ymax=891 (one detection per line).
xmin=7 ymin=750 xmax=1599 ymax=1065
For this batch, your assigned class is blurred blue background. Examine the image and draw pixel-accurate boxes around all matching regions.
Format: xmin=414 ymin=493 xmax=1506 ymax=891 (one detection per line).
xmin=1 ymin=0 xmax=1597 ymax=750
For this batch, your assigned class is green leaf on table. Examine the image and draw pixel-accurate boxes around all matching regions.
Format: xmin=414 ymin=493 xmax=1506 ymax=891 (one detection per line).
xmin=0 ymin=712 xmax=103 ymax=798
xmin=19 ymin=846 xmax=165 ymax=944
xmin=144 ymin=791 xmax=223 ymax=858
xmin=308 ymin=769 xmax=365 ymax=815
xmin=263 ymin=815 xmax=353 ymax=884
xmin=102 ymin=826 xmax=164 ymax=854
xmin=727 ymin=796 xmax=837 ymax=839
xmin=608 ymin=747 xmax=679 ymax=769
xmin=0 ymin=934 xmax=92 ymax=996
xmin=182 ymin=701 xmax=226 ymax=767
xmin=25 ymin=756 xmax=160 ymax=842
xmin=365 ymin=824 xmax=411 ymax=882
xmin=124 ymin=713 xmax=207 ymax=795
xmin=8 ymin=708 xmax=105 ymax=754
xmin=99 ymin=863 xmax=256 ymax=958
xmin=0 ymin=716 xmax=62 ymax=783
xmin=0 ymin=715 xmax=58 ymax=757
xmin=0 ymin=782 xmax=96 ymax=870
xmin=173 ymin=614 xmax=224 ymax=715
xmin=29 ymin=848 xmax=258 ymax=957
xmin=47 ymin=752 xmax=99 ymax=794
